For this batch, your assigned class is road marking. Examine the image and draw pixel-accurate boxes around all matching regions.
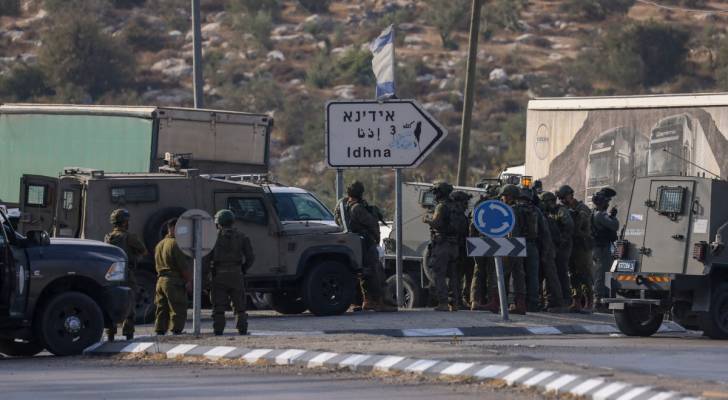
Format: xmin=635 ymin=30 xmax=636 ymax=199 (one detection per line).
xmin=648 ymin=392 xmax=676 ymax=400
xmin=503 ymin=367 xmax=534 ymax=385
xmin=339 ymin=354 xmax=371 ymax=368
xmin=570 ymin=378 xmax=605 ymax=396
xmin=527 ymin=326 xmax=561 ymax=335
xmin=275 ymin=349 xmax=307 ymax=365
xmin=204 ymin=346 xmax=236 ymax=359
xmin=374 ymin=356 xmax=406 ymax=371
xmin=617 ymin=387 xmax=652 ymax=400
xmin=307 ymin=352 xmax=338 ymax=368
xmin=250 ymin=330 xmax=326 ymax=336
xmin=121 ymin=342 xmax=153 ymax=353
xmin=440 ymin=362 xmax=475 ymax=376
xmin=545 ymin=374 xmax=578 ymax=392
xmin=403 ymin=359 xmax=439 ymax=373
xmin=583 ymin=325 xmax=619 ymax=334
xmin=243 ymin=349 xmax=272 ymax=363
xmin=401 ymin=328 xmax=464 ymax=337
xmin=166 ymin=344 xmax=197 ymax=357
xmin=523 ymin=371 xmax=555 ymax=386
xmin=83 ymin=342 xmax=104 ymax=353
xmin=593 ymin=382 xmax=629 ymax=400
xmin=473 ymin=365 xmax=510 ymax=379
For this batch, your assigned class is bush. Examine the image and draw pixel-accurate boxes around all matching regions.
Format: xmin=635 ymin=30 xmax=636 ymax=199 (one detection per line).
xmin=424 ymin=0 xmax=469 ymax=49
xmin=220 ymin=77 xmax=283 ymax=113
xmin=277 ymin=93 xmax=322 ymax=145
xmin=561 ymin=0 xmax=635 ymax=21
xmin=483 ymin=0 xmax=527 ymax=32
xmin=44 ymin=0 xmax=109 ymax=15
xmin=111 ymin=0 xmax=145 ymax=8
xmin=0 ymin=64 xmax=53 ymax=101
xmin=298 ymin=0 xmax=330 ymax=13
xmin=306 ymin=52 xmax=335 ymax=88
xmin=334 ymin=48 xmax=374 ymax=86
xmin=123 ymin=15 xmax=167 ymax=52
xmin=0 ymin=0 xmax=20 ymax=16
xmin=228 ymin=0 xmax=280 ymax=20
xmin=38 ymin=15 xmax=136 ymax=99
xmin=597 ymin=21 xmax=689 ymax=88
xmin=233 ymin=10 xmax=273 ymax=48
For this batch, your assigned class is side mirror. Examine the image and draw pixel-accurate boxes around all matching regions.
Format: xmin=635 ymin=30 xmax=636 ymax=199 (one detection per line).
xmin=26 ymin=230 xmax=51 ymax=247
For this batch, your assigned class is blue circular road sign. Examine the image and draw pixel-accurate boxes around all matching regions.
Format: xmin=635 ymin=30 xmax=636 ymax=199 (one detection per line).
xmin=473 ymin=200 xmax=515 ymax=238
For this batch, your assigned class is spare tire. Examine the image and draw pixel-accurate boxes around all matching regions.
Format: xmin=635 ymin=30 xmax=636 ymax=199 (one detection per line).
xmin=143 ymin=207 xmax=186 ymax=251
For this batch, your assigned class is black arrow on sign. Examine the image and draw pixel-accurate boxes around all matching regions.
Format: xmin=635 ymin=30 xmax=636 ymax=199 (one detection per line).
xmin=508 ymin=238 xmax=526 ymax=257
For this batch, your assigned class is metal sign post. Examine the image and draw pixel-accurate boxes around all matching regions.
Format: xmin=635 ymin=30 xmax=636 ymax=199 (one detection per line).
xmin=394 ymin=169 xmax=404 ymax=307
xmin=175 ymin=209 xmax=217 ymax=336
xmin=467 ymin=200 xmax=526 ymax=321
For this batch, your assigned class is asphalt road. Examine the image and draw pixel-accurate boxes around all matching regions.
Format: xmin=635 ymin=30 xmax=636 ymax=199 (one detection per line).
xmin=0 ymin=357 xmax=537 ymax=400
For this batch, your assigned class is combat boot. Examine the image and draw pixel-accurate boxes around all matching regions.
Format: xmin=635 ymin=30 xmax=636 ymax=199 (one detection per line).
xmin=361 ymin=294 xmax=374 ymax=311
xmin=508 ymin=295 xmax=527 ymax=315
xmin=568 ymin=295 xmax=582 ymax=313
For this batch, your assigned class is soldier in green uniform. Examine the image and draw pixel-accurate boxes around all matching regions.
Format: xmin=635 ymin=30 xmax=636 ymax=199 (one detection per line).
xmin=423 ymin=181 xmax=464 ymax=311
xmin=335 ymin=181 xmax=395 ymax=312
xmin=590 ymin=188 xmax=619 ymax=312
xmin=470 ymin=184 xmax=500 ymax=311
xmin=450 ymin=190 xmax=473 ymax=308
xmin=533 ymin=196 xmax=565 ymax=312
xmin=540 ymin=191 xmax=575 ymax=307
xmin=154 ymin=218 xmax=192 ymax=335
xmin=556 ymin=185 xmax=594 ymax=313
xmin=513 ymin=187 xmax=540 ymax=313
xmin=210 ymin=209 xmax=255 ymax=335
xmin=105 ymin=209 xmax=148 ymax=341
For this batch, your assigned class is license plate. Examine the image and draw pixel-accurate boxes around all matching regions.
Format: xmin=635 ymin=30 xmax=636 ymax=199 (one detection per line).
xmin=615 ymin=260 xmax=636 ymax=273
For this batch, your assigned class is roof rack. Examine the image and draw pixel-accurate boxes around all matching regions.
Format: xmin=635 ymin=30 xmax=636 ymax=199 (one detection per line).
xmin=206 ymin=173 xmax=270 ymax=184
xmin=63 ymin=167 xmax=105 ymax=178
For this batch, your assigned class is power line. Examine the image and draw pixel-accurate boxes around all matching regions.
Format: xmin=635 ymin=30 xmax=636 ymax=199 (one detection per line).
xmin=635 ymin=0 xmax=728 ymax=15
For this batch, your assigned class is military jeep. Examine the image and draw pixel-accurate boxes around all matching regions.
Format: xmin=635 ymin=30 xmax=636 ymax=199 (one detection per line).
xmin=605 ymin=175 xmax=728 ymax=339
xmin=19 ymin=167 xmax=363 ymax=320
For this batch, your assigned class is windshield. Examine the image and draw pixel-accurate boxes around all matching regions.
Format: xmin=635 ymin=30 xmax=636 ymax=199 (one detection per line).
xmin=648 ymin=142 xmax=681 ymax=175
xmin=588 ymin=153 xmax=613 ymax=187
xmin=273 ymin=192 xmax=334 ymax=222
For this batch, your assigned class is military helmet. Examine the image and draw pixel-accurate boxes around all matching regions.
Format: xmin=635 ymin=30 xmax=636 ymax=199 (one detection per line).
xmin=451 ymin=190 xmax=471 ymax=203
xmin=539 ymin=191 xmax=557 ymax=203
xmin=214 ymin=209 xmax=235 ymax=227
xmin=555 ymin=185 xmax=574 ymax=199
xmin=499 ymin=184 xmax=520 ymax=198
xmin=432 ymin=181 xmax=454 ymax=196
xmin=598 ymin=187 xmax=617 ymax=199
xmin=518 ymin=188 xmax=534 ymax=201
xmin=346 ymin=181 xmax=365 ymax=198
xmin=110 ymin=208 xmax=130 ymax=225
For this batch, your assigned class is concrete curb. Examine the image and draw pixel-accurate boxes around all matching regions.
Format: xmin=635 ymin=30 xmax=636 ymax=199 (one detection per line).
xmin=84 ymin=340 xmax=700 ymax=400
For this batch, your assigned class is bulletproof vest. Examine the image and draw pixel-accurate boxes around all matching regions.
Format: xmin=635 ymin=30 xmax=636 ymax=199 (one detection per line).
xmin=450 ymin=202 xmax=469 ymax=238
xmin=515 ymin=203 xmax=539 ymax=240
xmin=591 ymin=212 xmax=617 ymax=246
xmin=105 ymin=230 xmax=134 ymax=267
xmin=213 ymin=228 xmax=245 ymax=273
xmin=345 ymin=200 xmax=380 ymax=247
xmin=546 ymin=213 xmax=561 ymax=245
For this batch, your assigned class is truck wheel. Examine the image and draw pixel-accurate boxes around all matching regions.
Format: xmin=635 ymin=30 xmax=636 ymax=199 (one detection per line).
xmin=266 ymin=290 xmax=307 ymax=314
xmin=134 ymin=269 xmax=157 ymax=324
xmin=0 ymin=339 xmax=44 ymax=357
xmin=249 ymin=292 xmax=270 ymax=310
xmin=36 ymin=292 xmax=104 ymax=356
xmin=303 ymin=261 xmax=355 ymax=316
xmin=699 ymin=284 xmax=728 ymax=340
xmin=614 ymin=305 xmax=664 ymax=337
xmin=143 ymin=207 xmax=186 ymax=251
xmin=385 ymin=274 xmax=425 ymax=308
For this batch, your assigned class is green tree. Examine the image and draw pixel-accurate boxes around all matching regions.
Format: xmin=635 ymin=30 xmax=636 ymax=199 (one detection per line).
xmin=232 ymin=10 xmax=273 ymax=48
xmin=424 ymin=0 xmax=469 ymax=49
xmin=483 ymin=0 xmax=527 ymax=32
xmin=0 ymin=64 xmax=53 ymax=101
xmin=334 ymin=48 xmax=374 ymax=86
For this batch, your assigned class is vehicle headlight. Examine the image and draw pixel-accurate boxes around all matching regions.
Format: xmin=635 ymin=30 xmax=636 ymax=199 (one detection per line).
xmin=105 ymin=261 xmax=126 ymax=282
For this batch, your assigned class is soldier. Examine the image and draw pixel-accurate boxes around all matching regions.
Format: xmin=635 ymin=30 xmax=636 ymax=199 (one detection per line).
xmin=556 ymin=185 xmax=594 ymax=313
xmin=423 ymin=181 xmax=464 ymax=311
xmin=498 ymin=184 xmax=528 ymax=314
xmin=154 ymin=218 xmax=193 ymax=335
xmin=335 ymin=181 xmax=395 ymax=312
xmin=210 ymin=209 xmax=255 ymax=335
xmin=591 ymin=188 xmax=619 ymax=312
xmin=515 ymin=188 xmax=544 ymax=312
xmin=450 ymin=190 xmax=473 ymax=307
xmin=105 ymin=209 xmax=148 ymax=342
xmin=533 ymin=198 xmax=565 ymax=312
xmin=469 ymin=194 xmax=494 ymax=311
xmin=540 ymin=191 xmax=574 ymax=307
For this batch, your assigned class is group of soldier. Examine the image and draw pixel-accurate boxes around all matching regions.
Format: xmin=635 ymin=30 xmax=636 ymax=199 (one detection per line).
xmin=424 ymin=179 xmax=620 ymax=315
xmin=103 ymin=207 xmax=253 ymax=341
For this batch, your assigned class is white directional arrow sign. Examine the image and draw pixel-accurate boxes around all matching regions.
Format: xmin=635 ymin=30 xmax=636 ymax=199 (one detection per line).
xmin=466 ymin=237 xmax=527 ymax=257
xmin=326 ymin=99 xmax=447 ymax=168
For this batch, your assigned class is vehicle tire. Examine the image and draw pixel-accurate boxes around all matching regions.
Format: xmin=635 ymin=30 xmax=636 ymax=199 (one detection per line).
xmin=249 ymin=292 xmax=271 ymax=310
xmin=303 ymin=261 xmax=356 ymax=316
xmin=0 ymin=339 xmax=44 ymax=357
xmin=385 ymin=274 xmax=425 ymax=308
xmin=614 ymin=304 xmax=664 ymax=337
xmin=699 ymin=284 xmax=728 ymax=340
xmin=36 ymin=292 xmax=104 ymax=356
xmin=422 ymin=246 xmax=435 ymax=286
xmin=134 ymin=269 xmax=157 ymax=324
xmin=266 ymin=290 xmax=307 ymax=314
xmin=143 ymin=207 xmax=186 ymax=252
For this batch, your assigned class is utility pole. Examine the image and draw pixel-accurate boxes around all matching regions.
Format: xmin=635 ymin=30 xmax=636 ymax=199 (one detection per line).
xmin=456 ymin=0 xmax=483 ymax=186
xmin=191 ymin=0 xmax=204 ymax=108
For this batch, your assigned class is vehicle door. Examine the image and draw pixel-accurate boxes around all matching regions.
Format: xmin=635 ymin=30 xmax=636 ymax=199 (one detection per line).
xmin=55 ymin=179 xmax=84 ymax=238
xmin=213 ymin=192 xmax=280 ymax=276
xmin=640 ymin=179 xmax=695 ymax=274
xmin=18 ymin=175 xmax=58 ymax=235
xmin=0 ymin=212 xmax=29 ymax=317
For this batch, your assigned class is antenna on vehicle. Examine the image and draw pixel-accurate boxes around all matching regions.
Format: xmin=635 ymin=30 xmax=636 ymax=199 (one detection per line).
xmin=661 ymin=148 xmax=721 ymax=179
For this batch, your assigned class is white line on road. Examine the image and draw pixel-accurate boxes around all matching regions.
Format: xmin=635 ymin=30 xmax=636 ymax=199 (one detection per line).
xmin=545 ymin=374 xmax=578 ymax=392
xmin=401 ymin=328 xmax=464 ymax=337
xmin=403 ymin=359 xmax=439 ymax=374
xmin=503 ymin=367 xmax=534 ymax=385
xmin=570 ymin=378 xmax=605 ymax=396
xmin=204 ymin=346 xmax=237 ymax=360
xmin=243 ymin=349 xmax=272 ymax=363
xmin=617 ymin=387 xmax=652 ymax=400
xmin=527 ymin=326 xmax=562 ymax=335
xmin=473 ymin=365 xmax=510 ymax=379
xmin=121 ymin=342 xmax=153 ymax=353
xmin=166 ymin=344 xmax=197 ymax=358
xmin=593 ymin=382 xmax=629 ymax=400
xmin=523 ymin=371 xmax=555 ymax=386
xmin=647 ymin=392 xmax=675 ymax=400
xmin=440 ymin=362 xmax=475 ymax=376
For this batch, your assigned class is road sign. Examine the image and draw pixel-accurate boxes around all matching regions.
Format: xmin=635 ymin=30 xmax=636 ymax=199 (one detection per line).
xmin=472 ymin=200 xmax=516 ymax=238
xmin=466 ymin=237 xmax=526 ymax=257
xmin=175 ymin=209 xmax=217 ymax=257
xmin=326 ymin=99 xmax=447 ymax=168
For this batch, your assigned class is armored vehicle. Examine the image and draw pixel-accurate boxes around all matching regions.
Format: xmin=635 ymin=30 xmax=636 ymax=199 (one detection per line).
xmin=605 ymin=175 xmax=728 ymax=339
xmin=18 ymin=166 xmax=363 ymax=320
xmin=0 ymin=208 xmax=130 ymax=356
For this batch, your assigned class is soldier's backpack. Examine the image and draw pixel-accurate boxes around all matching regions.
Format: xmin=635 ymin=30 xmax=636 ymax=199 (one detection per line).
xmin=448 ymin=200 xmax=469 ymax=238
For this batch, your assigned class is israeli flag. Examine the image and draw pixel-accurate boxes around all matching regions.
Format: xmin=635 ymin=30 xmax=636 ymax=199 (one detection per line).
xmin=370 ymin=24 xmax=396 ymax=99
